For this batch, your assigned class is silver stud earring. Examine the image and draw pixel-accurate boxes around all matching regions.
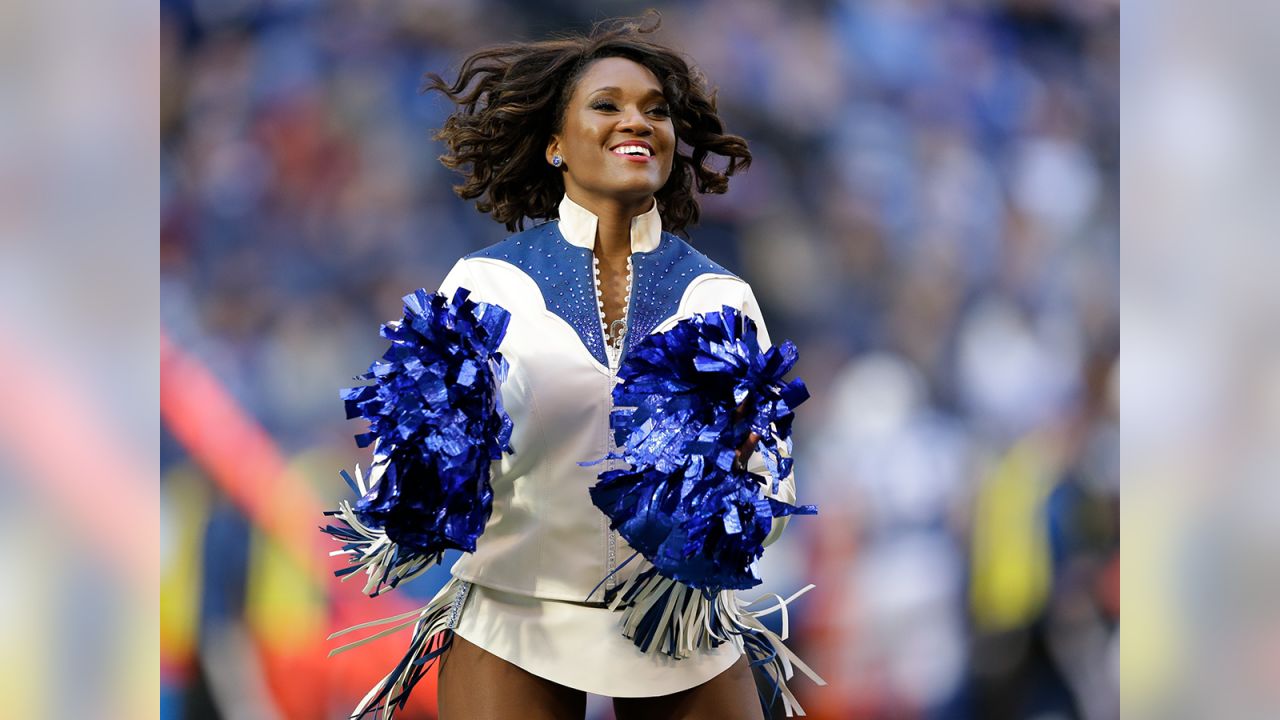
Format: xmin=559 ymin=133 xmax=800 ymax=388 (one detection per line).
xmin=552 ymin=155 xmax=563 ymax=167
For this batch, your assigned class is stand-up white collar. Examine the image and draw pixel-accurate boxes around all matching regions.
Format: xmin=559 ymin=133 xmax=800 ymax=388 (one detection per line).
xmin=556 ymin=193 xmax=662 ymax=254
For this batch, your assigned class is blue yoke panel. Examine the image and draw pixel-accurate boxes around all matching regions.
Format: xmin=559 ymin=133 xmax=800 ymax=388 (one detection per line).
xmin=468 ymin=222 xmax=736 ymax=366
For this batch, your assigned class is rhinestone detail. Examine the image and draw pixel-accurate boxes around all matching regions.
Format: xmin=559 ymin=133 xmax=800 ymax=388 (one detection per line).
xmin=468 ymin=222 xmax=607 ymax=365
xmin=446 ymin=581 xmax=472 ymax=629
xmin=466 ymin=226 xmax=736 ymax=365
xmin=625 ymin=234 xmax=731 ymax=355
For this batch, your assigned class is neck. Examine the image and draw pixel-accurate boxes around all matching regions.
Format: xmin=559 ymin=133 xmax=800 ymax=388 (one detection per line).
xmin=566 ymin=191 xmax=655 ymax=259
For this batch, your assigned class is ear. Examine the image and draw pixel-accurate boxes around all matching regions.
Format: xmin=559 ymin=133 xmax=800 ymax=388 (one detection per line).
xmin=545 ymin=136 xmax=562 ymax=166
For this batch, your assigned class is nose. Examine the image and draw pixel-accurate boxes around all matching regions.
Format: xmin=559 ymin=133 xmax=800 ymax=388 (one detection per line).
xmin=617 ymin=105 xmax=653 ymax=134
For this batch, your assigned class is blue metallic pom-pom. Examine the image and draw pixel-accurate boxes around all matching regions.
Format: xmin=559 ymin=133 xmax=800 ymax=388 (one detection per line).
xmin=588 ymin=306 xmax=816 ymax=594
xmin=324 ymin=287 xmax=513 ymax=594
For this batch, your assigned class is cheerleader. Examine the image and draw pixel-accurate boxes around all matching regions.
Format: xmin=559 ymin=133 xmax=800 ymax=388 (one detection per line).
xmin=325 ymin=14 xmax=823 ymax=719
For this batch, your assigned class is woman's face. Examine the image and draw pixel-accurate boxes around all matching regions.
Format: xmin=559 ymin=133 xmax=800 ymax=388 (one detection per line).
xmin=548 ymin=56 xmax=676 ymax=211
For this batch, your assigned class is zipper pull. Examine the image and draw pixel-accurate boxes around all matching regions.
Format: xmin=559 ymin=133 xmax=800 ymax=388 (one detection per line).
xmin=609 ymin=319 xmax=626 ymax=358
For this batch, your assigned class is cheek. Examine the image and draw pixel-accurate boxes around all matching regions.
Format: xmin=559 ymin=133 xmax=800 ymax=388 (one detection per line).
xmin=582 ymin=116 xmax=611 ymax=143
xmin=572 ymin=126 xmax=611 ymax=167
xmin=563 ymin=113 xmax=599 ymax=152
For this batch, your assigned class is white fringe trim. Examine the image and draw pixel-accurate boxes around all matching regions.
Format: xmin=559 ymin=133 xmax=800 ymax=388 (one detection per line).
xmin=608 ymin=566 xmax=827 ymax=716
xmin=326 ymin=463 xmax=438 ymax=597
xmin=328 ymin=576 xmax=471 ymax=720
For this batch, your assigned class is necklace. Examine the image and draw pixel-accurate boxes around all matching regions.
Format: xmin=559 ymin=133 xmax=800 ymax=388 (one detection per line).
xmin=592 ymin=254 xmax=633 ymax=363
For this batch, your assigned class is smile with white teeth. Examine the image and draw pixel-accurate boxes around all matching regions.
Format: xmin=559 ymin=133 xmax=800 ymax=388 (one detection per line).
xmin=612 ymin=145 xmax=652 ymax=157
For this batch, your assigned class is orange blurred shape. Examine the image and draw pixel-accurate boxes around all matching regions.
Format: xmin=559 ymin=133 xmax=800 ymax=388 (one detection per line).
xmin=161 ymin=329 xmax=441 ymax=717
xmin=0 ymin=325 xmax=155 ymax=587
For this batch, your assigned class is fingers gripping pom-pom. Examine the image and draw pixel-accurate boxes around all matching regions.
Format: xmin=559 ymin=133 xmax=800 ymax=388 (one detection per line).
xmin=322 ymin=287 xmax=513 ymax=597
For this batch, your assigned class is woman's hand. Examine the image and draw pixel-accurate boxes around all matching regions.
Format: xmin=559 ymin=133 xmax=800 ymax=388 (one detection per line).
xmin=731 ymin=400 xmax=760 ymax=472
xmin=734 ymin=432 xmax=761 ymax=472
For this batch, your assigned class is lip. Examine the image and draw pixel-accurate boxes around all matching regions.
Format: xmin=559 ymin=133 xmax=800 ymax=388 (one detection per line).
xmin=609 ymin=140 xmax=655 ymax=163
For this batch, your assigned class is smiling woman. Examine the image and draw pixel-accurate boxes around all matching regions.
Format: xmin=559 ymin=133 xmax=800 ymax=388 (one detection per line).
xmin=549 ymin=58 xmax=677 ymax=211
xmin=423 ymin=13 xmax=750 ymax=236
xmin=325 ymin=13 xmax=821 ymax=720
xmin=544 ymin=56 xmax=681 ymax=338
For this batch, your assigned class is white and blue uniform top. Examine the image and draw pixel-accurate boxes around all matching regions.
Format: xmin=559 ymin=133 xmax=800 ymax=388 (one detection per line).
xmin=436 ymin=193 xmax=797 ymax=605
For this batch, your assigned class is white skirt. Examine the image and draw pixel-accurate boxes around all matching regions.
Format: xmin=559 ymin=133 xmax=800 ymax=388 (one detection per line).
xmin=332 ymin=572 xmax=823 ymax=718
xmin=449 ymin=575 xmax=742 ymax=697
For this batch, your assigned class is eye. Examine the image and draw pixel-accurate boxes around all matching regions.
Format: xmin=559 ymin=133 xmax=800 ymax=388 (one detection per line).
xmin=648 ymin=105 xmax=671 ymax=117
xmin=591 ymin=100 xmax=618 ymax=112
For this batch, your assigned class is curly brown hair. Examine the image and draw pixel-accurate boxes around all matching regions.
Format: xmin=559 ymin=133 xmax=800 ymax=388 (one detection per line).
xmin=422 ymin=12 xmax=752 ymax=235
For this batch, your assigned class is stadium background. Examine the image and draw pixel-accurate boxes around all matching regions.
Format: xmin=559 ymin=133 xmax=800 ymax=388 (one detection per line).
xmin=159 ymin=1 xmax=1119 ymax=718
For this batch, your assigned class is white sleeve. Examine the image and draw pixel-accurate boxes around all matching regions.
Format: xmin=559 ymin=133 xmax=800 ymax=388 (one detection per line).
xmin=741 ymin=284 xmax=798 ymax=548
xmin=437 ymin=258 xmax=478 ymax=299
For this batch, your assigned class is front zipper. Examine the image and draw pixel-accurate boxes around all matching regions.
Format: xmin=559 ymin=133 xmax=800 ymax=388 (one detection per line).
xmin=595 ymin=253 xmax=633 ymax=595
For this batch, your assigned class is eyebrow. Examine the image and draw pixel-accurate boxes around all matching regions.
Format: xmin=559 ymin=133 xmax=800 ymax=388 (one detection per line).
xmin=588 ymin=86 xmax=666 ymax=99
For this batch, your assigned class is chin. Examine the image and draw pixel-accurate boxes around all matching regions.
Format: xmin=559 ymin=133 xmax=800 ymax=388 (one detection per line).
xmin=603 ymin=177 xmax=664 ymax=199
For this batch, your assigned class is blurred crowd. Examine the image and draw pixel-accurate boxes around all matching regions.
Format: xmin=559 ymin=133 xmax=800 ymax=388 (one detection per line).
xmin=161 ymin=0 xmax=1118 ymax=718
